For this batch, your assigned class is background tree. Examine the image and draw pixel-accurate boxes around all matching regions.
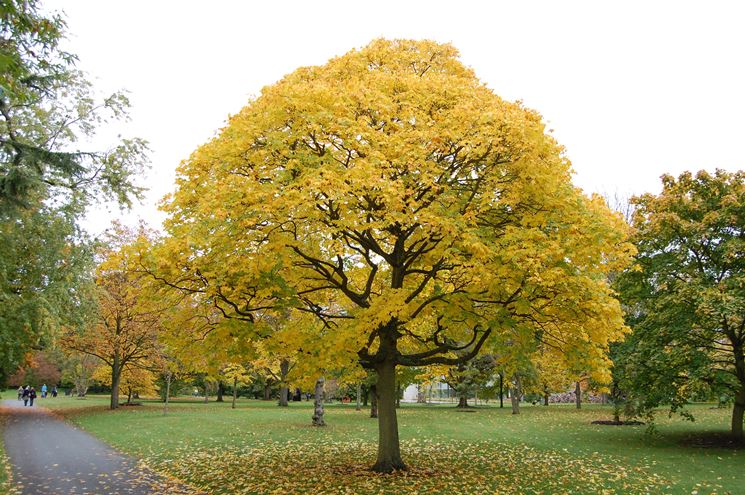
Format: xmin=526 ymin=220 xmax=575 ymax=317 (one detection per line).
xmin=445 ymin=354 xmax=498 ymax=408
xmin=93 ymin=361 xmax=157 ymax=404
xmin=221 ymin=363 xmax=252 ymax=409
xmin=0 ymin=0 xmax=147 ymax=381
xmin=7 ymin=349 xmax=62 ymax=387
xmin=618 ymin=169 xmax=745 ymax=439
xmin=0 ymin=203 xmax=94 ymax=382
xmin=63 ymin=227 xmax=161 ymax=409
xmin=1 ymin=0 xmax=146 ymax=211
xmin=161 ymin=39 xmax=633 ymax=472
xmin=531 ymin=348 xmax=573 ymax=406
xmin=60 ymin=351 xmax=98 ymax=397
xmin=152 ymin=348 xmax=189 ymax=416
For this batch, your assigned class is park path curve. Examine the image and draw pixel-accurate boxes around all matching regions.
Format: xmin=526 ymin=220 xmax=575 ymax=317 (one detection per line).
xmin=1 ymin=399 xmax=204 ymax=495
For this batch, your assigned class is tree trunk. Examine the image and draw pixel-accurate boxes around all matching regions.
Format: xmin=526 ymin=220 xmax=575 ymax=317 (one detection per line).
xmin=543 ymin=392 xmax=549 ymax=406
xmin=370 ymin=384 xmax=378 ymax=418
xmin=263 ymin=383 xmax=271 ymax=401
xmin=611 ymin=382 xmax=621 ymax=423
xmin=278 ymin=359 xmax=290 ymax=407
xmin=732 ymin=349 xmax=745 ymax=439
xmin=510 ymin=374 xmax=521 ymax=415
xmin=575 ymin=381 xmax=582 ymax=409
xmin=510 ymin=389 xmax=520 ymax=414
xmin=395 ymin=381 xmax=401 ymax=408
xmin=499 ymin=372 xmax=504 ymax=408
xmin=372 ymin=361 xmax=405 ymax=472
xmin=216 ymin=381 xmax=225 ymax=402
xmin=278 ymin=386 xmax=289 ymax=406
xmin=416 ymin=385 xmax=426 ymax=404
xmin=312 ymin=377 xmax=326 ymax=426
xmin=232 ymin=377 xmax=238 ymax=409
xmin=356 ymin=383 xmax=361 ymax=411
xmin=732 ymin=384 xmax=745 ymax=439
xmin=204 ymin=384 xmax=209 ymax=403
xmin=457 ymin=395 xmax=469 ymax=408
xmin=110 ymin=356 xmax=121 ymax=410
xmin=163 ymin=371 xmax=172 ymax=416
xmin=75 ymin=376 xmax=88 ymax=397
xmin=127 ymin=387 xmax=133 ymax=405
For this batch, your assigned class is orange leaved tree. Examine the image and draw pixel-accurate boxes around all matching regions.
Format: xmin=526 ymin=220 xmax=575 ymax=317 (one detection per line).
xmin=64 ymin=227 xmax=162 ymax=409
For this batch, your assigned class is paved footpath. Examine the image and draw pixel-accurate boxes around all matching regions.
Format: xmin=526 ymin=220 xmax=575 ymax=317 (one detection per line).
xmin=1 ymin=400 xmax=203 ymax=495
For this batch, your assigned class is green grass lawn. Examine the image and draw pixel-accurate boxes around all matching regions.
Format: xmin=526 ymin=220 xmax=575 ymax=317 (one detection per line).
xmin=29 ymin=395 xmax=741 ymax=495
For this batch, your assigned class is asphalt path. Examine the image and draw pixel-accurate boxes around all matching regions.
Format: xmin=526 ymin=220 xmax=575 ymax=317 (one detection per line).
xmin=1 ymin=399 xmax=202 ymax=495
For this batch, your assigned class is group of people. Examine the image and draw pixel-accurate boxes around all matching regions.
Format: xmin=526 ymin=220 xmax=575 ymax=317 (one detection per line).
xmin=17 ymin=384 xmax=58 ymax=406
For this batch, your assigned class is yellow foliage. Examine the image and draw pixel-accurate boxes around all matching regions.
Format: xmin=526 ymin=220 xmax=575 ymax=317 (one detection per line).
xmin=93 ymin=363 xmax=158 ymax=398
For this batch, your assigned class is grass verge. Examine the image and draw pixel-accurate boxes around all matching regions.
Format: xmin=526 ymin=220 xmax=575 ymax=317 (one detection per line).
xmin=0 ymin=401 xmax=14 ymax=495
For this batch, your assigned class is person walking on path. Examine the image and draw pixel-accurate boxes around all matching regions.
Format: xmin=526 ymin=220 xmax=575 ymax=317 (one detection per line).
xmin=51 ymin=386 xmax=58 ymax=398
xmin=17 ymin=386 xmax=23 ymax=400
xmin=41 ymin=384 xmax=47 ymax=398
xmin=22 ymin=386 xmax=29 ymax=406
xmin=28 ymin=387 xmax=36 ymax=407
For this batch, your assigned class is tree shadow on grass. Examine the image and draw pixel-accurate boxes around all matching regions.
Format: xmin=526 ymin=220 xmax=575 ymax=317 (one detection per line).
xmin=677 ymin=432 xmax=744 ymax=450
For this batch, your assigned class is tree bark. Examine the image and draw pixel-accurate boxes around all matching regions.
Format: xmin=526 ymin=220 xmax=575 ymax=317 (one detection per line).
xmin=510 ymin=389 xmax=520 ymax=414
xmin=499 ymin=373 xmax=504 ymax=408
xmin=126 ymin=387 xmax=133 ymax=405
xmin=110 ymin=354 xmax=121 ymax=410
xmin=163 ymin=371 xmax=172 ymax=416
xmin=312 ymin=377 xmax=326 ymax=426
xmin=232 ymin=377 xmax=238 ymax=409
xmin=356 ymin=382 xmax=361 ymax=411
xmin=278 ymin=359 xmax=290 ymax=407
xmin=732 ymin=347 xmax=745 ymax=439
xmin=611 ymin=382 xmax=621 ymax=423
xmin=204 ymin=383 xmax=209 ymax=403
xmin=395 ymin=381 xmax=401 ymax=408
xmin=510 ymin=374 xmax=521 ymax=415
xmin=732 ymin=383 xmax=745 ymax=439
xmin=216 ymin=381 xmax=225 ymax=402
xmin=543 ymin=392 xmax=549 ymax=406
xmin=370 ymin=384 xmax=378 ymax=418
xmin=575 ymin=381 xmax=582 ymax=410
xmin=75 ymin=376 xmax=88 ymax=397
xmin=263 ymin=383 xmax=271 ymax=401
xmin=457 ymin=395 xmax=469 ymax=408
xmin=278 ymin=386 xmax=289 ymax=406
xmin=372 ymin=361 xmax=406 ymax=472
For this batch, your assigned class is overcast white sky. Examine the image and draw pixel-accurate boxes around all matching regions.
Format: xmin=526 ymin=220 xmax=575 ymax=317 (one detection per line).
xmin=47 ymin=0 xmax=745 ymax=234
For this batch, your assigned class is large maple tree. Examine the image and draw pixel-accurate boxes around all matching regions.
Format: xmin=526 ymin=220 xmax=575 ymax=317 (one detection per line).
xmin=160 ymin=39 xmax=632 ymax=471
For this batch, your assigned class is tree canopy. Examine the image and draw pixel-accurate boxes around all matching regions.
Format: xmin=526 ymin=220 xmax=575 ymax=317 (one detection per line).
xmin=1 ymin=0 xmax=147 ymax=211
